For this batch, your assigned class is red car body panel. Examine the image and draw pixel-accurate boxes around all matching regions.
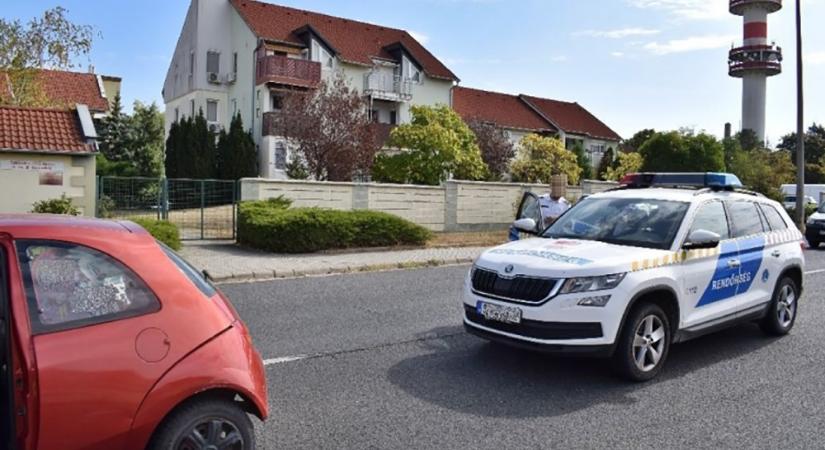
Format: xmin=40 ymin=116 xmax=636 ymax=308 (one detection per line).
xmin=0 ymin=215 xmax=268 ymax=450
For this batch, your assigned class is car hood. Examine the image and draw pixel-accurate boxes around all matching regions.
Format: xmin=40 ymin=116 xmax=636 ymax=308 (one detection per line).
xmin=475 ymin=237 xmax=673 ymax=278
xmin=809 ymin=212 xmax=825 ymax=222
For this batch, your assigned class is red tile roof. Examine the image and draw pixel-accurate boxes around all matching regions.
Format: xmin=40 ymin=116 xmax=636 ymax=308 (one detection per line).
xmin=520 ymin=95 xmax=622 ymax=141
xmin=452 ymin=86 xmax=554 ymax=132
xmin=0 ymin=69 xmax=109 ymax=113
xmin=0 ymin=106 xmax=96 ymax=154
xmin=230 ymin=0 xmax=459 ymax=81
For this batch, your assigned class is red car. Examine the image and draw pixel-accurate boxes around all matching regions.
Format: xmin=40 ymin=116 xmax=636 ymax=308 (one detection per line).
xmin=0 ymin=215 xmax=268 ymax=450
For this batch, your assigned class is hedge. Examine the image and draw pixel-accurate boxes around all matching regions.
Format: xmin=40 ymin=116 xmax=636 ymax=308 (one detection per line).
xmin=238 ymin=200 xmax=432 ymax=253
xmin=130 ymin=218 xmax=182 ymax=250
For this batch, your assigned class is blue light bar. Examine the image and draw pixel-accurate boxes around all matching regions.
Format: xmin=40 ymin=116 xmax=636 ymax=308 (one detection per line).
xmin=620 ymin=172 xmax=743 ymax=190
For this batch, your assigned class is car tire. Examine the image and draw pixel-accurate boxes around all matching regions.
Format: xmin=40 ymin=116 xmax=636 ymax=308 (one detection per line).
xmin=613 ymin=303 xmax=671 ymax=382
xmin=760 ymin=276 xmax=799 ymax=336
xmin=149 ymin=397 xmax=255 ymax=450
xmin=809 ymin=240 xmax=820 ymax=249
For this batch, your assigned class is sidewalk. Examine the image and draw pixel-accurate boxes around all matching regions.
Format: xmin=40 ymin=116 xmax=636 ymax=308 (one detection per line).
xmin=179 ymin=241 xmax=488 ymax=283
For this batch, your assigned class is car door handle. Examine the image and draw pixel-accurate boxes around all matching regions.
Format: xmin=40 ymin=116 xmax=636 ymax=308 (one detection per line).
xmin=727 ymin=259 xmax=741 ymax=269
xmin=771 ymin=250 xmax=781 ymax=258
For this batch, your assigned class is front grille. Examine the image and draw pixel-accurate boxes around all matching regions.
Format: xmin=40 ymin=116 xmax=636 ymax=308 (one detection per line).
xmin=471 ymin=267 xmax=558 ymax=303
xmin=465 ymin=305 xmax=603 ymax=340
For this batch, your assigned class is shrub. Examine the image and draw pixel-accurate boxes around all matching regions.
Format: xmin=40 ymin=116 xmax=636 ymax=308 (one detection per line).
xmin=786 ymin=204 xmax=819 ymax=222
xmin=238 ymin=200 xmax=432 ymax=253
xmin=31 ymin=194 xmax=80 ymax=215
xmin=130 ymin=218 xmax=181 ymax=250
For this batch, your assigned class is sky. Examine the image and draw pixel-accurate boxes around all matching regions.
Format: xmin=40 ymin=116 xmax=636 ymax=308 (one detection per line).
xmin=4 ymin=0 xmax=825 ymax=145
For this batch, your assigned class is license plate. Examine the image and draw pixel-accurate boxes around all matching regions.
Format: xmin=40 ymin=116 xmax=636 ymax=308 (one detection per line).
xmin=477 ymin=301 xmax=522 ymax=324
xmin=820 ymin=230 xmax=825 ymax=235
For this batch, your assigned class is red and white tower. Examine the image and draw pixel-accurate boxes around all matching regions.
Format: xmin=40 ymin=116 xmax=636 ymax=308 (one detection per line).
xmin=728 ymin=0 xmax=783 ymax=142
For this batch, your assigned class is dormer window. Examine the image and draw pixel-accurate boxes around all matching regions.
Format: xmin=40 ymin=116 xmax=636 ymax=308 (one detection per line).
xmin=402 ymin=55 xmax=422 ymax=84
xmin=311 ymin=39 xmax=334 ymax=69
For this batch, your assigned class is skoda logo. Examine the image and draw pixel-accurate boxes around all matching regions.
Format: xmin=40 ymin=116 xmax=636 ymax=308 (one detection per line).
xmin=504 ymin=264 xmax=515 ymax=274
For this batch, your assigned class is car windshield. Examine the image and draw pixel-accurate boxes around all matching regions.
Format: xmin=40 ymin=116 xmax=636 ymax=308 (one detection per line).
xmin=542 ymin=197 xmax=690 ymax=250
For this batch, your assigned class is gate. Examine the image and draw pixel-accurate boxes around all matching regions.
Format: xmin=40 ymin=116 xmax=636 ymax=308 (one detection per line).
xmin=97 ymin=176 xmax=237 ymax=240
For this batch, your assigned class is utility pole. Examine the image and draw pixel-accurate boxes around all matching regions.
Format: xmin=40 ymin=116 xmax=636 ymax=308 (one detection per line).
xmin=794 ymin=0 xmax=805 ymax=228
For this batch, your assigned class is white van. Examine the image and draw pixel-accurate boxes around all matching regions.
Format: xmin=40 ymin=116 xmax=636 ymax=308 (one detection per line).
xmin=780 ymin=184 xmax=825 ymax=209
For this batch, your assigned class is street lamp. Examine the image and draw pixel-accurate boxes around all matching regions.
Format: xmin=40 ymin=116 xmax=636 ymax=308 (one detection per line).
xmin=794 ymin=0 xmax=805 ymax=228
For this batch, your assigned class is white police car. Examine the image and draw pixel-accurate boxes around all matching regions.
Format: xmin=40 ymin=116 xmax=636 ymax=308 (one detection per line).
xmin=463 ymin=173 xmax=806 ymax=381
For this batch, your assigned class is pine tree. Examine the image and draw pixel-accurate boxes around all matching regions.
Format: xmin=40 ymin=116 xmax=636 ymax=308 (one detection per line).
xmin=216 ymin=113 xmax=258 ymax=180
xmin=190 ymin=110 xmax=217 ymax=179
xmin=596 ymin=147 xmax=615 ymax=180
xmin=165 ymin=119 xmax=181 ymax=178
xmin=98 ymin=94 xmax=131 ymax=161
xmin=571 ymin=142 xmax=593 ymax=181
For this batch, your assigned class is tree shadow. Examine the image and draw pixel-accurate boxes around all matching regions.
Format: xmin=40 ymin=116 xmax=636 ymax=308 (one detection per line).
xmin=387 ymin=323 xmax=779 ymax=419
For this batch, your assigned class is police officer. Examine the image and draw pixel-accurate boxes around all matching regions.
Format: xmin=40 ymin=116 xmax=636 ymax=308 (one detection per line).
xmin=509 ymin=175 xmax=571 ymax=241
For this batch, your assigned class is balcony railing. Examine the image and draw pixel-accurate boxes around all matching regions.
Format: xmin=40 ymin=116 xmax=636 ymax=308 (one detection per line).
xmin=728 ymin=44 xmax=783 ymax=77
xmin=256 ymin=55 xmax=321 ymax=88
xmin=363 ymin=73 xmax=413 ymax=101
xmin=730 ymin=0 xmax=782 ymax=15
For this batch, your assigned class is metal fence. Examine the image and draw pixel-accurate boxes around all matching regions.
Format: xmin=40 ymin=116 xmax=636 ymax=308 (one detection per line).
xmin=97 ymin=176 xmax=237 ymax=240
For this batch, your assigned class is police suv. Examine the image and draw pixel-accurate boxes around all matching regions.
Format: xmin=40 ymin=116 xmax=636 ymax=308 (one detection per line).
xmin=463 ymin=173 xmax=805 ymax=381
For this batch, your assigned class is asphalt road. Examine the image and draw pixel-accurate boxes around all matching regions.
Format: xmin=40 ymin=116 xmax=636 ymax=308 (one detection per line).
xmin=223 ymin=249 xmax=825 ymax=449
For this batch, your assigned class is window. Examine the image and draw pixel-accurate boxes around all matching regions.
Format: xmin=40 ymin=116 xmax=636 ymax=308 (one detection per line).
xmin=161 ymin=245 xmax=216 ymax=297
xmin=232 ymin=52 xmax=238 ymax=74
xmin=370 ymin=110 xmax=379 ymax=123
xmin=174 ymin=108 xmax=179 ymax=122
xmin=759 ymin=204 xmax=788 ymax=231
xmin=206 ymin=51 xmax=220 ymax=74
xmin=15 ymin=241 xmax=160 ymax=334
xmin=689 ymin=201 xmax=730 ymax=239
xmin=271 ymin=93 xmax=283 ymax=111
xmin=190 ymin=99 xmax=195 ymax=117
xmin=231 ymin=98 xmax=237 ymax=116
xmin=727 ymin=201 xmax=765 ymax=238
xmin=274 ymin=142 xmax=287 ymax=170
xmin=390 ymin=111 xmax=397 ymax=125
xmin=206 ymin=100 xmax=218 ymax=122
xmin=188 ymin=51 xmax=194 ymax=87
xmin=312 ymin=40 xmax=333 ymax=69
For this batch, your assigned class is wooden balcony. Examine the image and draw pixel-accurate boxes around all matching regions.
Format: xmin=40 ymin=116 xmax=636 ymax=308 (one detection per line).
xmin=729 ymin=0 xmax=782 ymax=15
xmin=256 ymin=55 xmax=321 ymax=88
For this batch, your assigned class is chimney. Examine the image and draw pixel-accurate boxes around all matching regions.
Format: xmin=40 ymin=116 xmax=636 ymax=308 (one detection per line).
xmin=88 ymin=64 xmax=95 ymax=74
xmin=724 ymin=122 xmax=732 ymax=140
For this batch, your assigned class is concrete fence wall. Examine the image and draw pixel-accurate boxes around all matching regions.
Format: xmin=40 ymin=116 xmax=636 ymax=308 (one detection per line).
xmin=240 ymin=178 xmax=618 ymax=232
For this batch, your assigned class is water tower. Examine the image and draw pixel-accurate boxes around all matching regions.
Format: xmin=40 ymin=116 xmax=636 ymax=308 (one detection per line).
xmin=728 ymin=0 xmax=783 ymax=142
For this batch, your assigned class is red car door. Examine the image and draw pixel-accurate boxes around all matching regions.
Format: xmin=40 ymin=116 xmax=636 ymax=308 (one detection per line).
xmin=14 ymin=240 xmax=172 ymax=450
xmin=1 ymin=245 xmax=16 ymax=450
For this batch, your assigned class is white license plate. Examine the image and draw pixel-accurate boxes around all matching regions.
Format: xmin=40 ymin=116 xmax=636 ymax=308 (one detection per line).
xmin=477 ymin=301 xmax=522 ymax=324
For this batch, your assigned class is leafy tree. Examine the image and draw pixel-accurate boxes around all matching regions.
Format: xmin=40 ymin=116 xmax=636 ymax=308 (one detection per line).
xmin=724 ymin=137 xmax=794 ymax=201
xmin=510 ymin=134 xmax=582 ymax=184
xmin=96 ymin=153 xmax=138 ymax=177
xmin=216 ymin=113 xmax=258 ymax=180
xmin=127 ymin=101 xmax=165 ymax=177
xmin=97 ymin=94 xmax=130 ymax=161
xmin=0 ymin=7 xmax=95 ymax=107
xmin=604 ymin=152 xmax=644 ymax=181
xmin=466 ymin=119 xmax=515 ymax=181
xmin=276 ymin=75 xmax=377 ymax=181
xmin=737 ymin=129 xmax=761 ymax=152
xmin=639 ymin=131 xmax=725 ymax=173
xmin=285 ymin=152 xmax=309 ymax=180
xmin=372 ymin=105 xmax=487 ymax=185
xmin=621 ymin=129 xmax=655 ymax=153
xmin=778 ymin=123 xmax=825 ymax=183
xmin=596 ymin=147 xmax=615 ymax=180
xmin=570 ymin=141 xmax=593 ymax=181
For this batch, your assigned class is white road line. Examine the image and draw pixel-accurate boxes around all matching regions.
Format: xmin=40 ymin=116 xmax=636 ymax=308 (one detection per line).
xmin=263 ymin=355 xmax=309 ymax=366
xmin=805 ymin=269 xmax=825 ymax=276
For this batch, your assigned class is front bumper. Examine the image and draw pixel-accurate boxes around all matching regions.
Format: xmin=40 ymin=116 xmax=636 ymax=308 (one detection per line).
xmin=805 ymin=223 xmax=825 ymax=242
xmin=463 ymin=321 xmax=615 ymax=357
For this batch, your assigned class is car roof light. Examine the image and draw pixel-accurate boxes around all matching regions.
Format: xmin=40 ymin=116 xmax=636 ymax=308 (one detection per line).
xmin=619 ymin=172 xmax=743 ymax=190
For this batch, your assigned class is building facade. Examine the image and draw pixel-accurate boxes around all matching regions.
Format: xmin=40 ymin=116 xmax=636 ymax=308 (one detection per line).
xmin=162 ymin=0 xmax=458 ymax=179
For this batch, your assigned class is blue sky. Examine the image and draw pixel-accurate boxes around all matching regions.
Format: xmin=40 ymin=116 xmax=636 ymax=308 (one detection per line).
xmin=4 ymin=0 xmax=825 ymax=144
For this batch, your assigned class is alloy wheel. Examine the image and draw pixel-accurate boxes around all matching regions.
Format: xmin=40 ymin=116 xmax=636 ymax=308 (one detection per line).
xmin=777 ymin=284 xmax=797 ymax=329
xmin=177 ymin=418 xmax=244 ymax=450
xmin=632 ymin=315 xmax=666 ymax=372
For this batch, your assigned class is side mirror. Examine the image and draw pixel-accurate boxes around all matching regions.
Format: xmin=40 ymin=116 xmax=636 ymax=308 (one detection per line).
xmin=513 ymin=218 xmax=538 ymax=234
xmin=202 ymin=269 xmax=213 ymax=282
xmin=683 ymin=229 xmax=721 ymax=250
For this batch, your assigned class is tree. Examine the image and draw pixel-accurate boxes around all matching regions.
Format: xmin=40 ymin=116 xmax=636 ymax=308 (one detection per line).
xmin=189 ymin=111 xmax=217 ymax=179
xmin=509 ymin=134 xmax=582 ymax=184
xmin=0 ymin=7 xmax=95 ymax=107
xmin=596 ymin=147 xmax=615 ymax=180
xmin=276 ymin=75 xmax=377 ymax=181
xmin=621 ymin=129 xmax=655 ymax=153
xmin=97 ymin=94 xmax=130 ymax=161
xmin=778 ymin=123 xmax=825 ymax=183
xmin=724 ymin=137 xmax=795 ymax=200
xmin=372 ymin=105 xmax=487 ymax=185
xmin=639 ymin=131 xmax=725 ymax=173
xmin=466 ymin=119 xmax=515 ymax=181
xmin=570 ymin=141 xmax=593 ymax=181
xmin=604 ymin=152 xmax=644 ymax=181
xmin=127 ymin=101 xmax=165 ymax=177
xmin=216 ymin=113 xmax=258 ymax=180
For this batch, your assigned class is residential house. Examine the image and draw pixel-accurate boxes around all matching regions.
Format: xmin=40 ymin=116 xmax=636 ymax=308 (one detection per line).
xmin=0 ymin=105 xmax=99 ymax=215
xmin=452 ymin=86 xmax=621 ymax=167
xmin=162 ymin=0 xmax=459 ymax=179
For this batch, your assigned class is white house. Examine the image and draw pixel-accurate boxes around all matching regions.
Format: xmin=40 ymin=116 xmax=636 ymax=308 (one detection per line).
xmin=162 ymin=0 xmax=459 ymax=179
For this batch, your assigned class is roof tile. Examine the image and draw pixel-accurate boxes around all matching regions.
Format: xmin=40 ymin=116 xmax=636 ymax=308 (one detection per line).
xmin=520 ymin=95 xmax=621 ymax=141
xmin=0 ymin=69 xmax=109 ymax=112
xmin=452 ymin=86 xmax=553 ymax=132
xmin=0 ymin=106 xmax=96 ymax=154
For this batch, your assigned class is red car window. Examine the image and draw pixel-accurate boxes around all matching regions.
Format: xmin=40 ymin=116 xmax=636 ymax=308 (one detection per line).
xmin=15 ymin=240 xmax=160 ymax=334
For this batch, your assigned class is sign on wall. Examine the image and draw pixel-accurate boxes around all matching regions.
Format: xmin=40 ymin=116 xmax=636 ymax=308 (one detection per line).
xmin=0 ymin=159 xmax=64 ymax=186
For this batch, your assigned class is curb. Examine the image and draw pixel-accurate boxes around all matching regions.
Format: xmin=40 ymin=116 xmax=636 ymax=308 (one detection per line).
xmin=211 ymin=257 xmax=476 ymax=284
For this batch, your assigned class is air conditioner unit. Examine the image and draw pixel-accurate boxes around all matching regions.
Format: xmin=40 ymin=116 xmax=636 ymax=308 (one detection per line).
xmin=207 ymin=72 xmax=221 ymax=84
xmin=208 ymin=122 xmax=224 ymax=133
xmin=225 ymin=72 xmax=237 ymax=84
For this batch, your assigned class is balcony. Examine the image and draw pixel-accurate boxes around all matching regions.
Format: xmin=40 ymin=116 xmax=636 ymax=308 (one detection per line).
xmin=728 ymin=44 xmax=783 ymax=77
xmin=256 ymin=55 xmax=321 ymax=88
xmin=730 ymin=0 xmax=782 ymax=15
xmin=364 ymin=73 xmax=413 ymax=102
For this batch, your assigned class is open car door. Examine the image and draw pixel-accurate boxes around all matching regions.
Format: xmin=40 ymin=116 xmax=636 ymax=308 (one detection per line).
xmin=0 ymin=245 xmax=15 ymax=450
xmin=512 ymin=192 xmax=545 ymax=239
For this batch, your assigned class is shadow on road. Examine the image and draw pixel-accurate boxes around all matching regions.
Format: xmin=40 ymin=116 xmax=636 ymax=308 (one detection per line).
xmin=387 ymin=323 xmax=779 ymax=419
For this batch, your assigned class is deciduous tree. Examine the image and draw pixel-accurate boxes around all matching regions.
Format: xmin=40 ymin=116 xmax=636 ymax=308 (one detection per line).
xmin=604 ymin=152 xmax=644 ymax=181
xmin=466 ymin=119 xmax=515 ymax=181
xmin=509 ymin=134 xmax=581 ymax=184
xmin=639 ymin=131 xmax=725 ymax=173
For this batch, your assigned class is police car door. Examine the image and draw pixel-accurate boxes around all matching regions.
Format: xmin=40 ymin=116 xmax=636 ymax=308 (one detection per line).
xmin=515 ymin=192 xmax=545 ymax=234
xmin=726 ymin=200 xmax=771 ymax=309
xmin=680 ymin=200 xmax=743 ymax=328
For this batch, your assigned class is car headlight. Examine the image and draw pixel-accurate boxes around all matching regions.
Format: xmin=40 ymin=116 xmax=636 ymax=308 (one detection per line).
xmin=808 ymin=218 xmax=816 ymax=225
xmin=560 ymin=273 xmax=626 ymax=294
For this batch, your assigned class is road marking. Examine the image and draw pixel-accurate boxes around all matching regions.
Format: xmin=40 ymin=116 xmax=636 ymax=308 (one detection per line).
xmin=263 ymin=355 xmax=310 ymax=366
xmin=805 ymin=269 xmax=825 ymax=276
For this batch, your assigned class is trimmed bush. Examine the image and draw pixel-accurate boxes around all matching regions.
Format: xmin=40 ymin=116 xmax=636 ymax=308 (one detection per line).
xmin=238 ymin=200 xmax=432 ymax=253
xmin=130 ymin=218 xmax=182 ymax=250
xmin=31 ymin=194 xmax=80 ymax=215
